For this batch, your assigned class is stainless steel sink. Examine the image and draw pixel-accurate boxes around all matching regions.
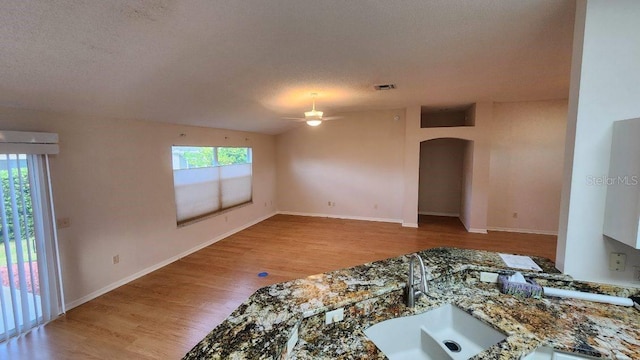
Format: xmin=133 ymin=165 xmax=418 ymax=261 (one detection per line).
xmin=364 ymin=303 xmax=506 ymax=360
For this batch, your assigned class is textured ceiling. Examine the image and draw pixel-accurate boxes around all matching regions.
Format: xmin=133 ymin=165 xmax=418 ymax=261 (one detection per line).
xmin=0 ymin=0 xmax=575 ymax=134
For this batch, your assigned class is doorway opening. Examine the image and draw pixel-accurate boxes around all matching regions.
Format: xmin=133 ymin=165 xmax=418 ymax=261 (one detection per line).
xmin=418 ymin=138 xmax=472 ymax=231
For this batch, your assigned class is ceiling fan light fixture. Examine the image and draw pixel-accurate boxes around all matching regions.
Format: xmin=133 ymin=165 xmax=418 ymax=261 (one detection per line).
xmin=304 ymin=109 xmax=323 ymax=120
xmin=304 ymin=93 xmax=323 ymax=126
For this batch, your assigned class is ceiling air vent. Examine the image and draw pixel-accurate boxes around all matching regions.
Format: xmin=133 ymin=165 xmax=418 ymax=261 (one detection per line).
xmin=374 ymin=84 xmax=396 ymax=91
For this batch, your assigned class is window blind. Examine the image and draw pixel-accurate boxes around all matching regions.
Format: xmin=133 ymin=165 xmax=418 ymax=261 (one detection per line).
xmin=0 ymin=153 xmax=64 ymax=341
xmin=172 ymin=147 xmax=252 ymax=225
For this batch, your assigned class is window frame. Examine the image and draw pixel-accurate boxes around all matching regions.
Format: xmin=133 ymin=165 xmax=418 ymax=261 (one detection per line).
xmin=171 ymin=145 xmax=253 ymax=227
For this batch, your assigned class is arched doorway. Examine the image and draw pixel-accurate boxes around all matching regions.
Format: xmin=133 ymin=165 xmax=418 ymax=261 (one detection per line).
xmin=418 ymin=138 xmax=472 ymax=229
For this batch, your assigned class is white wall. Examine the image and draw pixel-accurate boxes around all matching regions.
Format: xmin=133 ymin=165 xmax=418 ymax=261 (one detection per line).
xmin=467 ymin=102 xmax=492 ymax=233
xmin=277 ymin=99 xmax=567 ymax=237
xmin=402 ymin=106 xmax=423 ymax=227
xmin=460 ymin=140 xmax=474 ymax=229
xmin=489 ymin=100 xmax=567 ymax=234
xmin=0 ymin=106 xmax=277 ymax=308
xmin=418 ymin=138 xmax=465 ymax=216
xmin=558 ymin=0 xmax=640 ymax=285
xmin=276 ymin=109 xmax=406 ymax=222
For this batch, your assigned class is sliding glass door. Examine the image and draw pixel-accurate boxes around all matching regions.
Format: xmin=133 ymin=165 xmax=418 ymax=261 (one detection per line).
xmin=0 ymin=153 xmax=64 ymax=341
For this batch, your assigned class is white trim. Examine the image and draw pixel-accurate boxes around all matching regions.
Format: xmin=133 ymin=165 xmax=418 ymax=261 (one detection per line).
xmin=402 ymin=222 xmax=419 ymax=228
xmin=64 ymin=212 xmax=277 ymax=310
xmin=0 ymin=131 xmax=58 ymax=144
xmin=487 ymin=227 xmax=558 ymax=236
xmin=0 ymin=131 xmax=59 ymax=154
xmin=418 ymin=211 xmax=460 ymax=217
xmin=45 ymin=155 xmax=66 ymax=314
xmin=468 ymin=228 xmax=488 ymax=234
xmin=0 ymin=143 xmax=59 ymax=154
xmin=277 ymin=211 xmax=402 ymax=224
xmin=460 ymin=218 xmax=487 ymax=234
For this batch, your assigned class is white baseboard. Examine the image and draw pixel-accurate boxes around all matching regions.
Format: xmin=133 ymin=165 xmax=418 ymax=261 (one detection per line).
xmin=402 ymin=222 xmax=419 ymax=228
xmin=65 ymin=211 xmax=277 ymax=310
xmin=418 ymin=211 xmax=460 ymax=217
xmin=468 ymin=228 xmax=488 ymax=234
xmin=487 ymin=227 xmax=558 ymax=236
xmin=277 ymin=211 xmax=403 ymax=224
xmin=459 ymin=218 xmax=487 ymax=234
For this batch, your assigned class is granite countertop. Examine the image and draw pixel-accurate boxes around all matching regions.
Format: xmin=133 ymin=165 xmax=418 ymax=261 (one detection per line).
xmin=183 ymin=247 xmax=640 ymax=360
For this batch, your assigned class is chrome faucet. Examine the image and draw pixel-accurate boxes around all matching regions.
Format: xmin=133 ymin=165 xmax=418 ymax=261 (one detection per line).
xmin=404 ymin=253 xmax=428 ymax=307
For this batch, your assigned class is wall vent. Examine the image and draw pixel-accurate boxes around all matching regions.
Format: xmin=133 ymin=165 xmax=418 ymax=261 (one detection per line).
xmin=373 ymin=84 xmax=396 ymax=91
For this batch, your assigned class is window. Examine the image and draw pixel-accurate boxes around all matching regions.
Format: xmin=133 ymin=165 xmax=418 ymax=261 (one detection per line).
xmin=172 ymin=146 xmax=252 ymax=225
xmin=0 ymin=130 xmax=64 ymax=342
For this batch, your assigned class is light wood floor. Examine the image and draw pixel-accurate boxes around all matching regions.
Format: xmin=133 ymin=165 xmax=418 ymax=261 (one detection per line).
xmin=0 ymin=215 xmax=557 ymax=359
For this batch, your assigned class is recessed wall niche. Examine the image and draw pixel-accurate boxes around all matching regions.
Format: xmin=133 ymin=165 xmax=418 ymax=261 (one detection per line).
xmin=420 ymin=105 xmax=475 ymax=128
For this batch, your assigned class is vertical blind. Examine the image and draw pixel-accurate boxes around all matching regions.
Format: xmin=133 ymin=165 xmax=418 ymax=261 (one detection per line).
xmin=172 ymin=146 xmax=252 ymax=225
xmin=0 ymin=154 xmax=64 ymax=341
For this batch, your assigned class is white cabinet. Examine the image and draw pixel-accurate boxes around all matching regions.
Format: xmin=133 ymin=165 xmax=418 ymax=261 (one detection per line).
xmin=603 ymin=118 xmax=640 ymax=248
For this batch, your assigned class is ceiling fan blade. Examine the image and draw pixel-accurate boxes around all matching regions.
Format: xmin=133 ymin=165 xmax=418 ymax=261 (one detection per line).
xmin=282 ymin=117 xmax=305 ymax=121
xmin=322 ymin=116 xmax=342 ymax=121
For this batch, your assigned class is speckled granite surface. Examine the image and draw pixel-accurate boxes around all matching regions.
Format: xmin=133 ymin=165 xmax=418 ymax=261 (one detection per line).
xmin=182 ymin=247 xmax=640 ymax=360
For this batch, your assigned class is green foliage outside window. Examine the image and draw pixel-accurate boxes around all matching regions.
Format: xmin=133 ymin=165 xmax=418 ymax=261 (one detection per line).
xmin=217 ymin=147 xmax=249 ymax=165
xmin=182 ymin=147 xmax=214 ymax=168
xmin=174 ymin=146 xmax=250 ymax=169
xmin=0 ymin=169 xmax=34 ymax=245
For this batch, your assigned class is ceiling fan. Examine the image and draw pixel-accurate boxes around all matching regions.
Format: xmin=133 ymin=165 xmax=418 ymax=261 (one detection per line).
xmin=284 ymin=93 xmax=340 ymax=126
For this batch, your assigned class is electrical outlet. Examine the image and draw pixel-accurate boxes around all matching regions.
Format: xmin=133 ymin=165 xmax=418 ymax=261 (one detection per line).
xmin=480 ymin=272 xmax=499 ymax=283
xmin=512 ymin=212 xmax=518 ymax=219
xmin=112 ymin=255 xmax=120 ymax=264
xmin=374 ymin=204 xmax=378 ymax=210
xmin=609 ymin=252 xmax=626 ymax=271
xmin=325 ymin=308 xmax=344 ymax=325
